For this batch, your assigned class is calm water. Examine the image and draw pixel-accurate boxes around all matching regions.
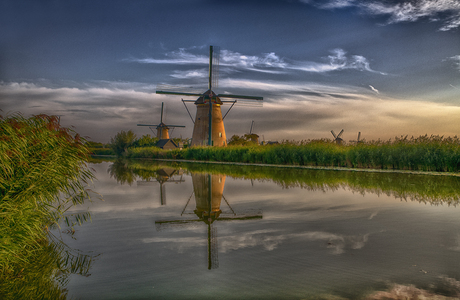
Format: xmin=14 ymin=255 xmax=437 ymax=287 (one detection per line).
xmin=60 ymin=160 xmax=460 ymax=299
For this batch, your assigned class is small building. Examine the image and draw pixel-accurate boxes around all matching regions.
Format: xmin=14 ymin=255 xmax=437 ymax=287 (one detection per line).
xmin=156 ymin=139 xmax=178 ymax=150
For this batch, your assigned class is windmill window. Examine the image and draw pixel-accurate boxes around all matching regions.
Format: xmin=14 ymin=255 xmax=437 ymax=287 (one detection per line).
xmin=218 ymin=132 xmax=222 ymax=137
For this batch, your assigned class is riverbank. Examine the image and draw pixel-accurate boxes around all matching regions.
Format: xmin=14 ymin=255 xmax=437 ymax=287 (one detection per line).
xmin=151 ymin=158 xmax=460 ymax=177
xmin=121 ymin=135 xmax=460 ymax=174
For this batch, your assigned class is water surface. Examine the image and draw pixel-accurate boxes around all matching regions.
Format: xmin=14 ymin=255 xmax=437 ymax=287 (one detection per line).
xmin=62 ymin=160 xmax=460 ymax=299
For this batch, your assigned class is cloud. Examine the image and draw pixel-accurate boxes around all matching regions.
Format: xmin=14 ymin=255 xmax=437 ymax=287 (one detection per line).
xmin=291 ymin=49 xmax=386 ymax=74
xmin=219 ymin=50 xmax=288 ymax=72
xmin=124 ymin=47 xmax=208 ymax=65
xmin=170 ymin=69 xmax=208 ymax=79
xmin=369 ymin=85 xmax=379 ymax=94
xmin=317 ymin=0 xmax=355 ymax=9
xmin=450 ymin=235 xmax=460 ymax=251
xmin=125 ymin=48 xmax=385 ymax=76
xmin=142 ymin=228 xmax=370 ymax=255
xmin=3 ymin=79 xmax=460 ymax=144
xmin=369 ymin=211 xmax=379 ymax=220
xmin=303 ymin=0 xmax=460 ymax=31
xmin=448 ymin=55 xmax=460 ymax=70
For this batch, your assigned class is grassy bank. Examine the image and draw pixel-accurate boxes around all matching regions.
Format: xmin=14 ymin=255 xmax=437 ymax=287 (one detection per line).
xmin=0 ymin=114 xmax=95 ymax=299
xmin=125 ymin=135 xmax=460 ymax=173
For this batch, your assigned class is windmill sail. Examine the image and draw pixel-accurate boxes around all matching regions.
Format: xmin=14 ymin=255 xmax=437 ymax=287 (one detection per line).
xmin=331 ymin=129 xmax=344 ymax=145
xmin=211 ymin=46 xmax=220 ymax=90
xmin=137 ymin=102 xmax=185 ymax=139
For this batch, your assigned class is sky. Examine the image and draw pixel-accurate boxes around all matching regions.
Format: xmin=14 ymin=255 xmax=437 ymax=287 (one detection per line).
xmin=1 ymin=0 xmax=460 ymax=143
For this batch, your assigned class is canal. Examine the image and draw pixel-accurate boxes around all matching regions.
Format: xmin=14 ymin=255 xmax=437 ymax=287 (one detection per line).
xmin=59 ymin=159 xmax=460 ymax=299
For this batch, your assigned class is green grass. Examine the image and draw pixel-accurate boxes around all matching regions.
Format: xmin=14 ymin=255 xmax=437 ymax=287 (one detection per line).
xmin=89 ymin=147 xmax=115 ymax=155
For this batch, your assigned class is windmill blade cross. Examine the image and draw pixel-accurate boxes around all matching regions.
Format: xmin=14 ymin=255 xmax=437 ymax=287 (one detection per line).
xmin=137 ymin=124 xmax=157 ymax=127
xmin=217 ymin=94 xmax=263 ymax=101
xmin=156 ymin=90 xmax=203 ymax=97
xmin=163 ymin=124 xmax=186 ymax=128
xmin=211 ymin=46 xmax=220 ymax=90
xmin=337 ymin=129 xmax=344 ymax=138
xmin=331 ymin=130 xmax=337 ymax=139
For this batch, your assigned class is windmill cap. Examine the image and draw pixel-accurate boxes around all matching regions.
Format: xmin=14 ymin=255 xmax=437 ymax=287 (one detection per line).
xmin=195 ymin=89 xmax=222 ymax=105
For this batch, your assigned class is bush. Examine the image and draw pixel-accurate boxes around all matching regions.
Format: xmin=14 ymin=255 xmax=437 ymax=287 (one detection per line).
xmin=109 ymin=130 xmax=136 ymax=156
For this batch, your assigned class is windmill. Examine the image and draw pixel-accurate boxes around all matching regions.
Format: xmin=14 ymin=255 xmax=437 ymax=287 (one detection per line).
xmin=349 ymin=132 xmax=363 ymax=144
xmin=137 ymin=167 xmax=185 ymax=205
xmin=156 ymin=46 xmax=264 ymax=147
xmin=247 ymin=120 xmax=259 ymax=144
xmin=331 ymin=129 xmax=344 ymax=145
xmin=137 ymin=102 xmax=185 ymax=140
xmin=155 ymin=173 xmax=263 ymax=269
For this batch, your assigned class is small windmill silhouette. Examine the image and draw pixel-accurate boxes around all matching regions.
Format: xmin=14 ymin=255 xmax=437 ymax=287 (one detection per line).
xmin=247 ymin=120 xmax=259 ymax=144
xmin=349 ymin=132 xmax=364 ymax=144
xmin=331 ymin=129 xmax=344 ymax=145
xmin=137 ymin=167 xmax=185 ymax=205
xmin=137 ymin=102 xmax=185 ymax=139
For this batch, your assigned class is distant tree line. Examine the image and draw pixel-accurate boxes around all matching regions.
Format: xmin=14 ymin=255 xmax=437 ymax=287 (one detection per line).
xmin=94 ymin=130 xmax=188 ymax=157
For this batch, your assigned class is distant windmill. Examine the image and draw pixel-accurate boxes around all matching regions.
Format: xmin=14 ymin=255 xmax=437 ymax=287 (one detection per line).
xmin=331 ymin=129 xmax=344 ymax=145
xmin=247 ymin=120 xmax=259 ymax=144
xmin=137 ymin=102 xmax=185 ymax=139
xmin=137 ymin=167 xmax=185 ymax=205
xmin=155 ymin=173 xmax=262 ymax=269
xmin=156 ymin=46 xmax=263 ymax=147
xmin=349 ymin=132 xmax=364 ymax=144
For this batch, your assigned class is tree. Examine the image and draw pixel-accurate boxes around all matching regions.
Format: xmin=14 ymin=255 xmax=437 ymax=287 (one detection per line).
xmin=132 ymin=134 xmax=158 ymax=148
xmin=109 ymin=130 xmax=137 ymax=156
xmin=227 ymin=134 xmax=259 ymax=146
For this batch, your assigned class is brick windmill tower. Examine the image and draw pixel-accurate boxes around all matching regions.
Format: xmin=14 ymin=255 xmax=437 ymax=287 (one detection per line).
xmin=156 ymin=46 xmax=263 ymax=147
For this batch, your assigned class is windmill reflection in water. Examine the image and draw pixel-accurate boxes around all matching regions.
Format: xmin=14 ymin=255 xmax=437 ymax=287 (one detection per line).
xmin=137 ymin=168 xmax=184 ymax=206
xmin=155 ymin=173 xmax=263 ymax=269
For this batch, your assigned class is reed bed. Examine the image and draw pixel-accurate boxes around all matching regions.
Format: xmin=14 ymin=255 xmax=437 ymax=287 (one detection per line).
xmin=0 ymin=114 xmax=95 ymax=299
xmin=126 ymin=135 xmax=460 ymax=173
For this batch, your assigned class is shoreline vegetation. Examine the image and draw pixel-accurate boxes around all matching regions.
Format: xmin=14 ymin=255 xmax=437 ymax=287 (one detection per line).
xmin=100 ymin=158 xmax=460 ymax=206
xmin=1 ymin=114 xmax=96 ymax=299
xmin=101 ymin=133 xmax=460 ymax=174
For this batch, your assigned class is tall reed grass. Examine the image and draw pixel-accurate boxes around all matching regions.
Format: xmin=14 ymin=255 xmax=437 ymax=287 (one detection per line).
xmin=0 ymin=114 xmax=95 ymax=299
xmin=126 ymin=135 xmax=460 ymax=172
